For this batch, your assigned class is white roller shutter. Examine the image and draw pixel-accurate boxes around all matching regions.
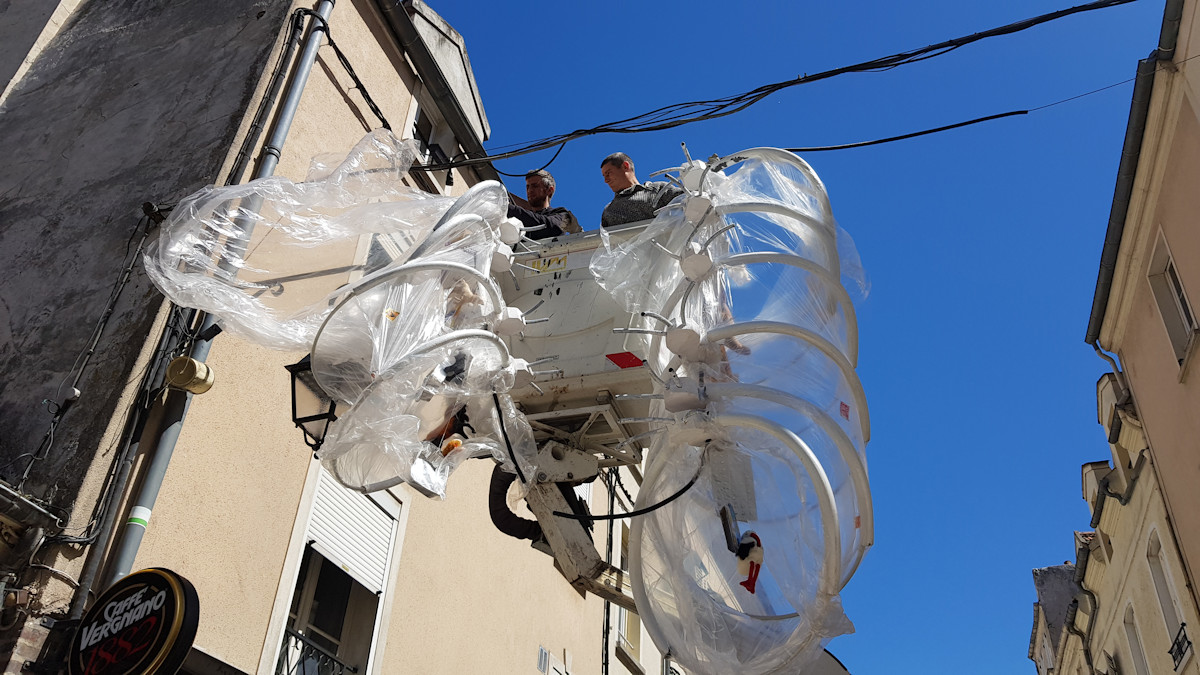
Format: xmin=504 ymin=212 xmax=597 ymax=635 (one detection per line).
xmin=307 ymin=469 xmax=395 ymax=594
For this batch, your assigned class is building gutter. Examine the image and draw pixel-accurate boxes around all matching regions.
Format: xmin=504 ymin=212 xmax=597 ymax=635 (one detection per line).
xmin=373 ymin=0 xmax=501 ymax=183
xmin=101 ymin=0 xmax=337 ymax=587
xmin=1065 ymin=544 xmax=1099 ymax=673
xmin=1084 ymin=0 xmax=1184 ymax=346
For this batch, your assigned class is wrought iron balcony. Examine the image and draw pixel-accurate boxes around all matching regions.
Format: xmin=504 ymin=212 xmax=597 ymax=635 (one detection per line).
xmin=276 ymin=628 xmax=358 ymax=675
xmin=1171 ymin=622 xmax=1192 ymax=670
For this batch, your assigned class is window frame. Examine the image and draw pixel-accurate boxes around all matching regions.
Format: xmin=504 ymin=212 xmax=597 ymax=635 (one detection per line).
xmin=1123 ymin=605 xmax=1152 ymax=675
xmin=261 ymin=464 xmax=409 ymax=675
xmin=1146 ymin=230 xmax=1198 ymax=370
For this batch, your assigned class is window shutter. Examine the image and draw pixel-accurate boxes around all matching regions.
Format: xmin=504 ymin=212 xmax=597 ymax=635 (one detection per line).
xmin=308 ymin=469 xmax=395 ymax=594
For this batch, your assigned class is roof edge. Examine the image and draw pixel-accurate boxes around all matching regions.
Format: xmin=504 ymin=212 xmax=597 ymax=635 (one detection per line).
xmin=373 ymin=0 xmax=500 ymax=183
xmin=1085 ymin=0 xmax=1184 ymax=345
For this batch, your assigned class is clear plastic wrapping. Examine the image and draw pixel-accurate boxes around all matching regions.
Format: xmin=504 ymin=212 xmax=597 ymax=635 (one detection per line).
xmin=633 ymin=434 xmax=853 ymax=674
xmin=144 ymin=130 xmax=533 ymax=497
xmin=311 ymin=181 xmax=528 ymax=497
xmin=599 ymin=149 xmax=872 ymax=675
xmin=144 ymin=130 xmax=455 ymax=350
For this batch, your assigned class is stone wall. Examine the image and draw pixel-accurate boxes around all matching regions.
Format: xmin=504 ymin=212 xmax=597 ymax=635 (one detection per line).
xmin=0 ymin=0 xmax=292 ymax=507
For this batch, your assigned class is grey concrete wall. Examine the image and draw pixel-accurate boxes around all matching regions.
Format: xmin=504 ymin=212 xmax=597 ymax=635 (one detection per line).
xmin=0 ymin=1 xmax=63 ymax=95
xmin=408 ymin=0 xmax=489 ymax=142
xmin=0 ymin=0 xmax=291 ymax=506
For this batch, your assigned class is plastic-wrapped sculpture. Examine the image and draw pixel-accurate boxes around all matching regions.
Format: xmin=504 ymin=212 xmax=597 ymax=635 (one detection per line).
xmin=590 ymin=148 xmax=871 ymax=674
xmin=145 ymin=130 xmax=872 ymax=674
xmin=145 ymin=130 xmax=538 ymax=497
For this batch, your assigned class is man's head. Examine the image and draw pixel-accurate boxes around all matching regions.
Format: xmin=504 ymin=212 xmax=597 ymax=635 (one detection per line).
xmin=600 ymin=152 xmax=637 ymax=193
xmin=525 ymin=170 xmax=555 ymax=209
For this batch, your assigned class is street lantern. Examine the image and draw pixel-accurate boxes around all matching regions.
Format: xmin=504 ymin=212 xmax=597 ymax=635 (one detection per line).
xmin=284 ymin=355 xmax=337 ymax=453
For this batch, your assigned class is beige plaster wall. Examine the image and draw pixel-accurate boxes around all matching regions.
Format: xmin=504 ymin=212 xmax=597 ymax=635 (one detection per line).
xmin=1116 ymin=91 xmax=1200 ymax=607
xmin=128 ymin=340 xmax=310 ymax=671
xmin=1059 ymin=461 xmax=1200 ymax=674
xmin=380 ymin=459 xmax=608 ymax=674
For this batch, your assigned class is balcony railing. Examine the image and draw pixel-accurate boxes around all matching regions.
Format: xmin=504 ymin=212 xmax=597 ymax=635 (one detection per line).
xmin=1171 ymin=622 xmax=1192 ymax=670
xmin=276 ymin=628 xmax=358 ymax=675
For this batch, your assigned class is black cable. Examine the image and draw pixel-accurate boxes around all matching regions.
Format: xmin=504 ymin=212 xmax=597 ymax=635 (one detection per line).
xmin=226 ymin=9 xmax=308 ymax=186
xmin=611 ymin=467 xmax=636 ymax=506
xmin=495 ymin=142 xmax=567 ymax=177
xmin=419 ymin=0 xmax=1137 ymax=171
xmin=22 ymin=216 xmax=153 ymax=489
xmin=493 ymin=392 xmax=527 ymax=484
xmin=787 ymin=110 xmax=1029 ymax=152
xmin=306 ymin=12 xmax=392 ymax=131
xmin=553 ymin=469 xmax=699 ymax=521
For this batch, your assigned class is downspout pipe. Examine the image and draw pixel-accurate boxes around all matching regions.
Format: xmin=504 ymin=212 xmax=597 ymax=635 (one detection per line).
xmin=66 ymin=307 xmax=192 ymax=621
xmin=1089 ymin=449 xmax=1148 ymax=528
xmin=1085 ymin=0 xmax=1183 ymax=347
xmin=1067 ymin=545 xmax=1099 ymax=673
xmin=1065 ymin=591 xmax=1099 ymax=673
xmin=601 ymin=469 xmax=617 ymax=675
xmin=101 ymin=0 xmax=337 ymax=587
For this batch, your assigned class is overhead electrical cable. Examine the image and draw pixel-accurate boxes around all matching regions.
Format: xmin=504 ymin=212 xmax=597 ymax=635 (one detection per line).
xmin=419 ymin=0 xmax=1139 ymax=171
xmin=787 ymin=111 xmax=1030 ymax=152
xmin=786 ymin=52 xmax=1200 ymax=152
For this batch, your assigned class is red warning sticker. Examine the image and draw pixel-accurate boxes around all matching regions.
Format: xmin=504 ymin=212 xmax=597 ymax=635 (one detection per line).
xmin=606 ymin=352 xmax=644 ymax=369
xmin=840 ymin=401 xmax=850 ymax=419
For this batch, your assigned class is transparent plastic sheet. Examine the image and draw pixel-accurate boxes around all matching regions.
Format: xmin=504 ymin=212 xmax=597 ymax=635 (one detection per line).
xmin=632 ymin=433 xmax=853 ymax=674
xmin=486 ymin=392 xmax=539 ymax=489
xmin=144 ymin=130 xmax=454 ymax=350
xmin=716 ymin=156 xmax=868 ymax=301
xmin=719 ymin=397 xmax=863 ymax=584
xmin=596 ymin=150 xmax=870 ymax=675
xmin=590 ymin=201 xmax=691 ymax=314
xmin=319 ymin=336 xmax=520 ymax=497
xmin=143 ymin=127 xmax=532 ymax=497
xmin=310 ymin=217 xmax=503 ymax=405
xmin=310 ymin=179 xmax=534 ymax=497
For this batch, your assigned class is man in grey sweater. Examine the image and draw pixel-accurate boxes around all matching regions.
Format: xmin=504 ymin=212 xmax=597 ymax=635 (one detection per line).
xmin=599 ymin=152 xmax=684 ymax=227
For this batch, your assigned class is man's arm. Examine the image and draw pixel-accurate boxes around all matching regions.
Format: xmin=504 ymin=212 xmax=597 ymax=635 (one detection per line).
xmin=508 ymin=191 xmax=532 ymax=210
xmin=559 ymin=209 xmax=582 ymax=234
xmin=508 ymin=204 xmax=567 ymax=238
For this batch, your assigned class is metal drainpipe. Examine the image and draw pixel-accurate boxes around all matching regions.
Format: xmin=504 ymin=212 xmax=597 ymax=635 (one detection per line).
xmin=65 ymin=307 xmax=193 ymax=620
xmin=101 ymin=0 xmax=336 ymax=587
xmin=1068 ymin=545 xmax=1098 ymax=673
xmin=1075 ymin=542 xmax=1099 ymax=667
xmin=1065 ymin=597 xmax=1096 ymax=673
xmin=1089 ymin=450 xmax=1147 ymax=529
xmin=1065 ymin=542 xmax=1099 ymax=667
xmin=601 ymin=470 xmax=616 ymax=675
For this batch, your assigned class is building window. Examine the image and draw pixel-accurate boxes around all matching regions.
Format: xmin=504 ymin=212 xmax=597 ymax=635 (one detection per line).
xmin=1148 ymin=532 xmax=1183 ymax=638
xmin=1148 ymin=232 xmax=1197 ymax=366
xmin=278 ymin=546 xmax=379 ymax=674
xmin=408 ymin=102 xmax=454 ymax=192
xmin=275 ymin=470 xmax=401 ymax=674
xmin=412 ymin=106 xmax=448 ymax=165
xmin=1123 ymin=606 xmax=1152 ymax=675
xmin=617 ymin=524 xmax=641 ymax=661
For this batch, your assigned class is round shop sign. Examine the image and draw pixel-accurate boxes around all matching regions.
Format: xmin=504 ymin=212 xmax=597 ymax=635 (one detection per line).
xmin=68 ymin=567 xmax=200 ymax=675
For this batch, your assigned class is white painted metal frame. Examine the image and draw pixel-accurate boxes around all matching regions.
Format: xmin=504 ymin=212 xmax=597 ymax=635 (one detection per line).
xmin=625 ymin=147 xmax=872 ymax=671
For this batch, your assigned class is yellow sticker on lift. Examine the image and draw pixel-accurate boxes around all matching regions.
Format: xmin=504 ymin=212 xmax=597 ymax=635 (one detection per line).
xmin=529 ymin=255 xmax=568 ymax=274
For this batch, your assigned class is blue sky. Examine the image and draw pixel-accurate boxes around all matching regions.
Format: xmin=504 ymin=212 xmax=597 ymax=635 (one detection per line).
xmin=433 ymin=2 xmax=1167 ymax=673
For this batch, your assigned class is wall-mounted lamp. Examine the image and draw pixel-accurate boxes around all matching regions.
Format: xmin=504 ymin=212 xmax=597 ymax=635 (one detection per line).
xmin=284 ymin=355 xmax=337 ymax=453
